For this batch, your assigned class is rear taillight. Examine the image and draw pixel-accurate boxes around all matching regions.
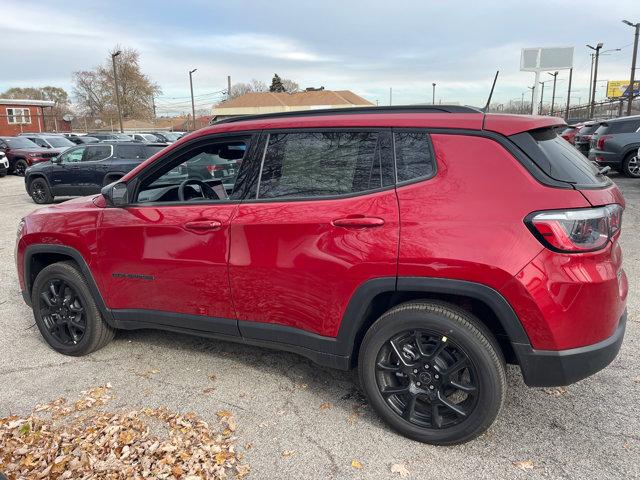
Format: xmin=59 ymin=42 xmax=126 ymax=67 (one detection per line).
xmin=597 ymin=135 xmax=611 ymax=150
xmin=206 ymin=165 xmax=225 ymax=176
xmin=526 ymin=204 xmax=623 ymax=253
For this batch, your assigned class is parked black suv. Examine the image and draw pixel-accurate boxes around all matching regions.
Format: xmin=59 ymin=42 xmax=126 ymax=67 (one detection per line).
xmin=24 ymin=142 xmax=167 ymax=203
xmin=589 ymin=116 xmax=640 ymax=176
xmin=574 ymin=122 xmax=601 ymax=156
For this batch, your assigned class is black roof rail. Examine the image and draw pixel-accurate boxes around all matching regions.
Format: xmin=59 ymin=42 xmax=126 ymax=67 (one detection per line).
xmin=211 ymin=105 xmax=482 ymax=125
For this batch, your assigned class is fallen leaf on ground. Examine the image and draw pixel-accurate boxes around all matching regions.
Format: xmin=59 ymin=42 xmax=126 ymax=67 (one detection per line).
xmin=320 ymin=402 xmax=332 ymax=410
xmin=513 ymin=459 xmax=535 ymax=471
xmin=351 ymin=459 xmax=363 ymax=469
xmin=0 ymin=385 xmax=245 ymax=479
xmin=543 ymin=387 xmax=568 ymax=397
xmin=282 ymin=450 xmax=296 ymax=457
xmin=391 ymin=463 xmax=410 ymax=477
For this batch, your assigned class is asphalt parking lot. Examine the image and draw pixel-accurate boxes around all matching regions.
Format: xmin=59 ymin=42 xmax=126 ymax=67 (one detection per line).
xmin=1 ymin=174 xmax=638 ymax=479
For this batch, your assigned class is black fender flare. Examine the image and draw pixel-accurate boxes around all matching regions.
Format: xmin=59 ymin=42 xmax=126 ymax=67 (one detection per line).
xmin=336 ymin=276 xmax=532 ymax=361
xmin=23 ymin=244 xmax=114 ymax=325
xmin=25 ymin=173 xmax=50 ymax=191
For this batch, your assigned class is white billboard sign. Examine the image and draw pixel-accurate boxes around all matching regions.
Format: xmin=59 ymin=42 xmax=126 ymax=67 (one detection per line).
xmin=520 ymin=47 xmax=574 ymax=115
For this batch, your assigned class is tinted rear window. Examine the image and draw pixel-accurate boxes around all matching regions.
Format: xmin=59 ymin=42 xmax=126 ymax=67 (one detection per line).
xmin=602 ymin=120 xmax=640 ymax=134
xmin=142 ymin=145 xmax=166 ymax=157
xmin=510 ymin=128 xmax=610 ymax=187
xmin=577 ymin=124 xmax=600 ymax=136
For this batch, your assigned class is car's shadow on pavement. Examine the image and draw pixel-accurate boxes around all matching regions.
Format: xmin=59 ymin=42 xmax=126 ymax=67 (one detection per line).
xmin=111 ymin=326 xmax=537 ymax=438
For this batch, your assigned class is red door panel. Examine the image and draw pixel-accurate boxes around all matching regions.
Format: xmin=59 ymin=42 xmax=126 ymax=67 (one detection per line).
xmin=229 ymin=190 xmax=399 ymax=337
xmin=97 ymin=204 xmax=238 ymax=318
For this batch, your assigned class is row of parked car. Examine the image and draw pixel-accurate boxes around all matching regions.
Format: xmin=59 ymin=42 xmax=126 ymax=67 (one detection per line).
xmin=0 ymin=131 xmax=185 ymax=177
xmin=560 ymin=115 xmax=640 ymax=177
xmin=0 ymin=131 xmax=241 ymax=204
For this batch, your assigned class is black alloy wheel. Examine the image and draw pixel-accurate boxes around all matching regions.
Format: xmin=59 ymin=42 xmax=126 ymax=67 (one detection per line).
xmin=38 ymin=278 xmax=87 ymax=345
xmin=13 ymin=159 xmax=28 ymax=176
xmin=375 ymin=329 xmax=479 ymax=429
xmin=32 ymin=261 xmax=115 ymax=356
xmin=359 ymin=301 xmax=506 ymax=445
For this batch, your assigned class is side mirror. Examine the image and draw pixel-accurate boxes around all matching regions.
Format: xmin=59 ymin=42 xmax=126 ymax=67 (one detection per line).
xmin=101 ymin=181 xmax=129 ymax=207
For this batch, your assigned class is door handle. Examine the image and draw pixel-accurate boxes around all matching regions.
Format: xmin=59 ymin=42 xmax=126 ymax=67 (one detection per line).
xmin=331 ymin=216 xmax=385 ymax=228
xmin=184 ymin=220 xmax=223 ymax=231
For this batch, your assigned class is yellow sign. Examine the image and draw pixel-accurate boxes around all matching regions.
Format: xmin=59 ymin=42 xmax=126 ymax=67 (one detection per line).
xmin=607 ymin=80 xmax=640 ymax=98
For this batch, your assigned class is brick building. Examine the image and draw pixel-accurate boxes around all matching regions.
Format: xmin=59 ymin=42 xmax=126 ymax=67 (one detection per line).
xmin=0 ymin=99 xmax=70 ymax=136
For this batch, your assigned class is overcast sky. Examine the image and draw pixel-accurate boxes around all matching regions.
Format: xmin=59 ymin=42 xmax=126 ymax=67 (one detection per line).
xmin=1 ymin=0 xmax=638 ymax=115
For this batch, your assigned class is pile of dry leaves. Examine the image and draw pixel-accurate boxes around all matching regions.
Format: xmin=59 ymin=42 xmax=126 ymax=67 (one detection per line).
xmin=0 ymin=385 xmax=249 ymax=479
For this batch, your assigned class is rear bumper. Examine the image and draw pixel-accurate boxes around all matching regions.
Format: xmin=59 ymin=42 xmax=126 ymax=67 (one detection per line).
xmin=514 ymin=310 xmax=626 ymax=387
xmin=588 ymin=149 xmax=622 ymax=167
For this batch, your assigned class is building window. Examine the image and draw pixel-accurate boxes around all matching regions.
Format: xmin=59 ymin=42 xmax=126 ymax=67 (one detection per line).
xmin=6 ymin=108 xmax=32 ymax=125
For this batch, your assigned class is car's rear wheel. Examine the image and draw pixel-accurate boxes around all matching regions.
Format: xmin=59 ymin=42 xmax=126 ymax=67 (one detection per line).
xmin=13 ymin=159 xmax=28 ymax=176
xmin=358 ymin=301 xmax=506 ymax=445
xmin=31 ymin=261 xmax=115 ymax=356
xmin=622 ymin=151 xmax=640 ymax=178
xmin=29 ymin=178 xmax=54 ymax=204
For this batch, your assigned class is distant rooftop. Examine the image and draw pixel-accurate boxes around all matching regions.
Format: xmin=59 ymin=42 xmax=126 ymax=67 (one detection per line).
xmin=213 ymin=90 xmax=374 ymax=118
xmin=0 ymin=98 xmax=55 ymax=107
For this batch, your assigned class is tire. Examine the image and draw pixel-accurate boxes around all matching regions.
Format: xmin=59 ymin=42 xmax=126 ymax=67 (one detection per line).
xmin=12 ymin=159 xmax=28 ymax=176
xmin=358 ymin=301 xmax=506 ymax=445
xmin=621 ymin=151 xmax=640 ymax=178
xmin=31 ymin=261 xmax=115 ymax=356
xmin=29 ymin=177 xmax=54 ymax=204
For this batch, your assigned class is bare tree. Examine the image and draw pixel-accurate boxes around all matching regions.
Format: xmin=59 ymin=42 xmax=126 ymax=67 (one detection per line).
xmin=73 ymin=46 xmax=161 ymax=121
xmin=281 ymin=78 xmax=299 ymax=93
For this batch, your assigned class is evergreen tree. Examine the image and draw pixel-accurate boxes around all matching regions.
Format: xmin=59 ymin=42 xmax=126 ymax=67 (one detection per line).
xmin=269 ymin=74 xmax=285 ymax=93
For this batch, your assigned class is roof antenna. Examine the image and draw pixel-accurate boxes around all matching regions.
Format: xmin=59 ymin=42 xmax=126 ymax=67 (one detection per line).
xmin=482 ymin=71 xmax=499 ymax=129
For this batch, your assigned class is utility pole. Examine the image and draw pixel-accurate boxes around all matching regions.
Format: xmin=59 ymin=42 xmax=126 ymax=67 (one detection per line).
xmin=565 ymin=67 xmax=573 ymax=120
xmin=588 ymin=54 xmax=594 ymax=105
xmin=151 ymin=96 xmax=156 ymax=119
xmin=528 ymin=85 xmax=535 ymax=115
xmin=189 ymin=68 xmax=197 ymax=131
xmin=111 ymin=50 xmax=124 ymax=133
xmin=432 ymin=83 xmax=436 ymax=105
xmin=623 ymin=20 xmax=640 ymax=116
xmin=539 ymin=81 xmax=545 ymax=114
xmin=389 ymin=87 xmax=392 ymax=106
xmin=548 ymin=71 xmax=559 ymax=115
xmin=521 ymin=92 xmax=525 ymax=113
xmin=587 ymin=43 xmax=603 ymax=118
xmin=227 ymin=75 xmax=232 ymax=101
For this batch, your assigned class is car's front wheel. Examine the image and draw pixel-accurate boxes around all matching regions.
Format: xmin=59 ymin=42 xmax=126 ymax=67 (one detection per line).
xmin=13 ymin=159 xmax=28 ymax=176
xmin=622 ymin=151 xmax=640 ymax=178
xmin=29 ymin=178 xmax=54 ymax=204
xmin=358 ymin=301 xmax=506 ymax=445
xmin=31 ymin=261 xmax=115 ymax=356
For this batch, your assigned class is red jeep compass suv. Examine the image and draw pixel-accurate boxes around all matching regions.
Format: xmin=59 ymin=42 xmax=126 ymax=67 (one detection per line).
xmin=15 ymin=106 xmax=627 ymax=445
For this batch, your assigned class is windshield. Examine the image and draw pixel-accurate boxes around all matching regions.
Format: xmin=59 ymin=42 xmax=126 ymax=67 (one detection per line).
xmin=45 ymin=136 xmax=75 ymax=148
xmin=163 ymin=132 xmax=182 ymax=141
xmin=142 ymin=134 xmax=159 ymax=142
xmin=114 ymin=134 xmax=132 ymax=140
xmin=4 ymin=137 xmax=40 ymax=148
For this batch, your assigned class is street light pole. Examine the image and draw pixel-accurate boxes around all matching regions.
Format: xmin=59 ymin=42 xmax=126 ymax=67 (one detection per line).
xmin=528 ymin=85 xmax=535 ymax=115
xmin=539 ymin=81 xmax=545 ymax=114
xmin=111 ymin=51 xmax=123 ymax=133
xmin=565 ymin=67 xmax=573 ymax=120
xmin=189 ymin=68 xmax=197 ymax=131
xmin=548 ymin=71 xmax=558 ymax=116
xmin=623 ymin=20 xmax=640 ymax=116
xmin=432 ymin=83 xmax=436 ymax=105
xmin=587 ymin=43 xmax=603 ymax=118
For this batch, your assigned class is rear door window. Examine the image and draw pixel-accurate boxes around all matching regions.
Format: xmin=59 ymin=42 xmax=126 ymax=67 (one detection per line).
xmin=394 ymin=131 xmax=435 ymax=183
xmin=606 ymin=120 xmax=640 ymax=134
xmin=114 ymin=144 xmax=144 ymax=159
xmin=510 ymin=128 xmax=610 ymax=187
xmin=257 ymin=131 xmax=390 ymax=199
xmin=83 ymin=145 xmax=112 ymax=162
